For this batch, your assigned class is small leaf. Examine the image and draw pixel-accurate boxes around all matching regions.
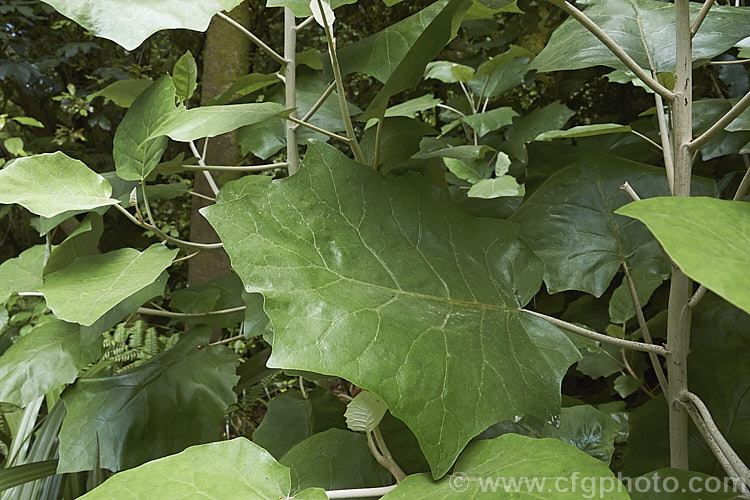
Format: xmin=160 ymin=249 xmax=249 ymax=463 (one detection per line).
xmin=146 ymin=102 xmax=286 ymax=142
xmin=443 ymin=158 xmax=484 ymax=183
xmin=88 ymin=79 xmax=152 ymax=108
xmin=467 ymin=176 xmax=524 ymax=199
xmin=40 ymin=244 xmax=178 ymax=326
xmin=44 ymin=213 xmax=104 ymax=276
xmin=423 ymin=61 xmax=475 ymax=83
xmin=172 ymin=50 xmax=198 ymax=101
xmin=310 ymin=0 xmax=335 ymax=27
xmin=614 ymin=375 xmax=643 ymax=398
xmin=345 ymin=391 xmax=388 ymax=433
xmin=616 ymin=197 xmax=750 ymax=315
xmin=460 ymin=107 xmax=517 ymax=137
xmin=113 ymin=75 xmax=177 ymax=181
xmin=4 ymin=137 xmax=25 ymax=156
xmin=77 ymin=438 xmax=327 ymax=500
xmin=536 ymin=123 xmax=632 ymax=141
xmin=0 ymin=245 xmax=45 ymax=305
xmin=11 ymin=116 xmax=45 ymax=128
xmin=0 ymin=152 xmax=118 ymax=218
xmin=253 ymin=388 xmax=346 ymax=459
xmin=280 ymin=429 xmax=391 ymax=491
xmin=503 ymin=101 xmax=574 ymax=163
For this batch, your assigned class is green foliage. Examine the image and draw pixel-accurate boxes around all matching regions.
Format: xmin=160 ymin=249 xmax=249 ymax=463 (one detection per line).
xmin=617 ymin=197 xmax=750 ymax=315
xmin=1 ymin=0 xmax=749 ymax=497
xmin=203 ymin=141 xmax=580 ymax=477
xmin=78 ymin=438 xmax=327 ymax=499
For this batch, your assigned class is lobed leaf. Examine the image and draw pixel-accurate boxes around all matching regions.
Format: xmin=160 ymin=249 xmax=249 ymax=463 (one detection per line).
xmin=203 ymin=141 xmax=580 ymax=477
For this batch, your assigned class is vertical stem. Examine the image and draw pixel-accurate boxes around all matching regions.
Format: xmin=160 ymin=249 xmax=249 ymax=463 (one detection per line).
xmin=284 ymin=8 xmax=299 ymax=175
xmin=667 ymin=0 xmax=693 ymax=470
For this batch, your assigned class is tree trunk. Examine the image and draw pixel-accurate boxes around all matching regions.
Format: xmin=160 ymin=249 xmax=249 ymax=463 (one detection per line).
xmin=188 ymin=2 xmax=251 ymax=287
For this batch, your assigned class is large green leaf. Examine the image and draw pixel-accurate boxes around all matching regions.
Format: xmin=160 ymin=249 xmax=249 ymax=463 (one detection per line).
xmin=146 ymin=102 xmax=286 ymax=142
xmin=78 ymin=438 xmax=326 ymax=499
xmin=335 ymin=0 xmax=471 ymax=121
xmin=0 ymin=245 xmax=45 ymax=305
xmin=202 ymin=141 xmax=580 ymax=478
xmin=687 ymin=296 xmax=750 ymax=473
xmin=0 ymin=320 xmax=98 ymax=408
xmin=58 ymin=331 xmax=239 ymax=473
xmin=0 ymin=152 xmax=118 ymax=218
xmin=40 ymin=244 xmax=178 ymax=326
xmin=280 ymin=429 xmax=391 ymax=492
xmin=617 ymin=197 xmax=750 ymax=314
xmin=382 ymin=433 xmax=629 ymax=498
xmin=511 ymin=150 xmax=714 ymax=297
xmin=40 ymin=0 xmax=245 ymax=51
xmin=253 ymin=388 xmax=347 ymax=459
xmin=113 ymin=76 xmax=177 ymax=181
xmin=531 ymin=0 xmax=750 ymax=73
xmin=336 ymin=0 xmax=460 ymax=83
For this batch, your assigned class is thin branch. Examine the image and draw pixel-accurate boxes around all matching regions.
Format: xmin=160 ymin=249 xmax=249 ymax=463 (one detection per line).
xmin=688 ymin=285 xmax=708 ymax=308
xmin=436 ymin=103 xmax=467 ymax=118
xmin=733 ymin=155 xmax=750 ymax=201
xmin=366 ymin=430 xmax=406 ymax=483
xmin=140 ymin=183 xmax=157 ymax=226
xmin=189 ymin=141 xmax=220 ymax=196
xmin=296 ymin=15 xmax=315 ymax=31
xmin=680 ymin=391 xmax=750 ymax=490
xmin=708 ymin=58 xmax=750 ymax=65
xmin=287 ymin=115 xmax=351 ymax=142
xmin=216 ymin=12 xmax=286 ymax=66
xmin=689 ymin=89 xmax=750 ymax=151
xmin=690 ymin=0 xmax=716 ymax=38
xmin=137 ymin=305 xmax=245 ymax=318
xmin=372 ymin=108 xmax=386 ymax=170
xmin=631 ymin=129 xmax=663 ymax=151
xmin=459 ymin=81 xmax=477 ymax=114
xmin=521 ymin=309 xmax=669 ymax=356
xmin=557 ymin=1 xmax=674 ymax=101
xmin=206 ymin=334 xmax=245 ymax=347
xmin=679 ymin=395 xmax=750 ymax=494
xmin=292 ymin=82 xmax=336 ymax=131
xmin=373 ymin=426 xmax=406 ymax=482
xmin=326 ymin=486 xmax=397 ymax=499
xmin=188 ymin=190 xmax=215 ymax=202
xmin=623 ymin=262 xmax=669 ymax=395
xmin=172 ymin=251 xmax=200 ymax=264
xmin=317 ymin=0 xmax=367 ymax=165
xmin=620 ymin=181 xmax=641 ymax=201
xmin=113 ymin=203 xmax=223 ymax=250
xmin=180 ymin=163 xmax=288 ymax=172
xmin=654 ymin=93 xmax=675 ymax=193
